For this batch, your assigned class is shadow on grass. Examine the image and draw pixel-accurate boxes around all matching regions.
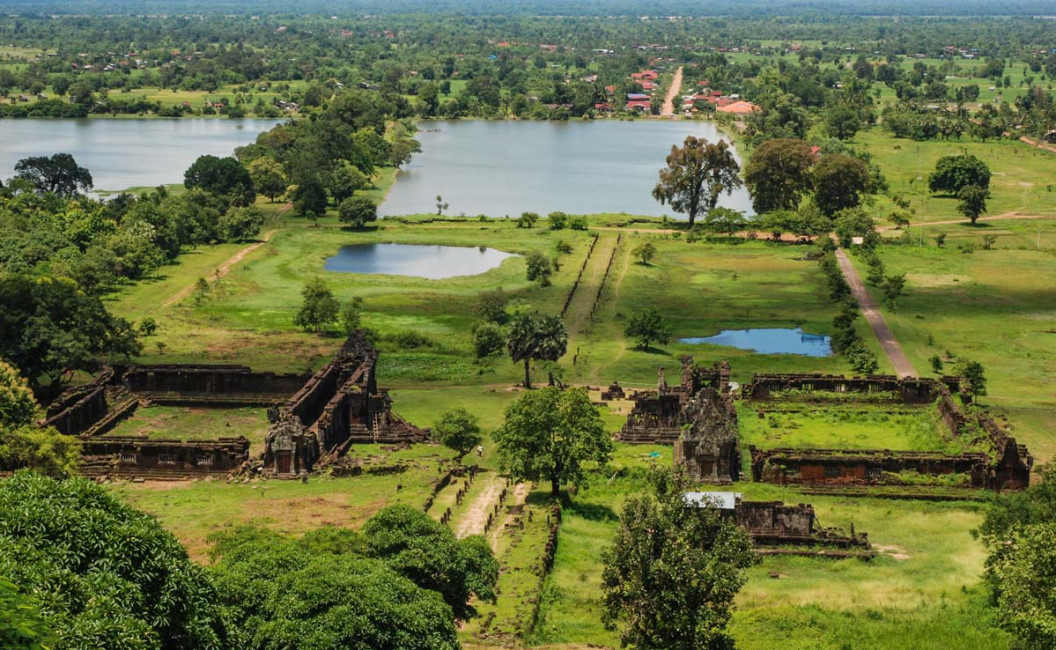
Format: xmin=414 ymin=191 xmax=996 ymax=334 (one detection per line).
xmin=565 ymin=500 xmax=619 ymax=522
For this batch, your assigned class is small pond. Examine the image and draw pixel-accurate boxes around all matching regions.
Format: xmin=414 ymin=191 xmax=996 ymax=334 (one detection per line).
xmin=324 ymin=243 xmax=516 ymax=279
xmin=680 ymin=328 xmax=833 ymax=357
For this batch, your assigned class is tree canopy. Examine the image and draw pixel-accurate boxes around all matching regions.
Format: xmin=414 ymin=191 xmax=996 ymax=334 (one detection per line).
xmin=432 ymin=407 xmax=484 ymax=458
xmin=928 ymin=154 xmax=991 ymax=195
xmin=0 ymin=471 xmax=229 ymax=649
xmin=0 ymin=275 xmax=140 ymax=388
xmin=493 ymin=386 xmax=613 ymax=497
xmin=812 ymin=154 xmax=871 ymax=216
xmin=14 ymin=153 xmax=93 ymax=198
xmin=653 ymin=136 xmax=742 ymax=227
xmin=743 ymin=138 xmax=816 ymax=214
xmin=294 ymin=277 xmax=340 ymax=333
xmin=601 ymin=469 xmax=756 ymax=650
xmin=183 ymin=155 xmax=256 ymax=206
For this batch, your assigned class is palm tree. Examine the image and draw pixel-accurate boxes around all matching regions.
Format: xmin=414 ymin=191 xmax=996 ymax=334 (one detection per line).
xmin=506 ymin=313 xmax=568 ymax=389
xmin=507 ymin=313 xmax=538 ymax=389
xmin=534 ymin=315 xmax=568 ymax=385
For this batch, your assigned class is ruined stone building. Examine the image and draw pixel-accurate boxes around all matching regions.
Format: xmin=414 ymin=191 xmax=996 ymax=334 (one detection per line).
xmin=616 ymin=357 xmax=740 ymax=483
xmin=684 ymin=491 xmax=870 ymax=551
xmin=41 ymin=331 xmax=425 ymax=480
xmin=742 ymin=373 xmax=1033 ymax=492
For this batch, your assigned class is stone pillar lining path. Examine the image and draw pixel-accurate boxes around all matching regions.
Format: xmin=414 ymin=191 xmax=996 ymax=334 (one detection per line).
xmin=834 ymin=248 xmax=917 ymax=378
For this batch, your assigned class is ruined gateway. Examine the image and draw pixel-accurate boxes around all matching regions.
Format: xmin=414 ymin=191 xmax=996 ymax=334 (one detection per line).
xmin=616 ymin=356 xmax=741 ymax=483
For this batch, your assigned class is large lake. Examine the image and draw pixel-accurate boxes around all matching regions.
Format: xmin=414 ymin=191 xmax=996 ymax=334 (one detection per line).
xmin=380 ymin=119 xmax=754 ymax=218
xmin=0 ymin=118 xmax=280 ymax=191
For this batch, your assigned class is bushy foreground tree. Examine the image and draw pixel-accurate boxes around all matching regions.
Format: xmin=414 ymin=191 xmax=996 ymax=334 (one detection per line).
xmin=494 ymin=386 xmax=613 ymax=497
xmin=601 ymin=469 xmax=756 ymax=650
xmin=0 ymin=471 xmax=229 ymax=649
xmin=978 ymin=467 xmax=1056 ymax=648
xmin=184 ymin=155 xmax=256 ymax=206
xmin=210 ymin=506 xmax=497 ymax=648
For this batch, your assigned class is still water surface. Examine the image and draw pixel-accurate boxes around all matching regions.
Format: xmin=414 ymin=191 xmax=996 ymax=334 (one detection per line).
xmin=0 ymin=118 xmax=279 ymax=191
xmin=380 ymin=119 xmax=753 ymax=218
xmin=325 ymin=243 xmax=516 ymax=279
xmin=680 ymin=328 xmax=833 ymax=357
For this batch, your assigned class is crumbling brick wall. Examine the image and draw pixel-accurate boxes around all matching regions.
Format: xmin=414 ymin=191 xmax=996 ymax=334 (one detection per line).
xmin=121 ymin=365 xmax=308 ymax=405
xmin=79 ymin=436 xmax=249 ymax=478
xmin=40 ymin=369 xmax=114 ymax=435
xmin=749 ymin=446 xmax=991 ymax=488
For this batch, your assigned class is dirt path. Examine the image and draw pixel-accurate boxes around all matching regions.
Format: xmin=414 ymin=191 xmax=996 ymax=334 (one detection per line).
xmin=161 ymin=228 xmax=278 ymax=308
xmin=1019 ymin=135 xmax=1056 ymax=155
xmin=488 ymin=482 xmax=530 ymax=551
xmin=661 ymin=66 xmax=683 ymax=117
xmin=455 ymin=474 xmax=505 ymax=539
xmin=879 ymin=211 xmax=1055 ymax=232
xmin=834 ymin=248 xmax=916 ymax=378
xmin=565 ymin=234 xmax=619 ymax=336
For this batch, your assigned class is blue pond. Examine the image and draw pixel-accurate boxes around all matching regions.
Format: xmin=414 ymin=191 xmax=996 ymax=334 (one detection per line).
xmin=324 ymin=243 xmax=516 ymax=279
xmin=680 ymin=328 xmax=833 ymax=357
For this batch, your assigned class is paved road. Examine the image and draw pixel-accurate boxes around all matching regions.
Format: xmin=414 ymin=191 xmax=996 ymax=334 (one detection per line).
xmin=661 ymin=66 xmax=683 ymax=117
xmin=834 ymin=248 xmax=917 ymax=378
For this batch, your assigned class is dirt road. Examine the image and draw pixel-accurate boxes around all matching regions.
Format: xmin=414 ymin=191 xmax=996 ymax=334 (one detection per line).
xmin=161 ymin=229 xmax=277 ymax=308
xmin=661 ymin=66 xmax=683 ymax=117
xmin=834 ymin=248 xmax=916 ymax=378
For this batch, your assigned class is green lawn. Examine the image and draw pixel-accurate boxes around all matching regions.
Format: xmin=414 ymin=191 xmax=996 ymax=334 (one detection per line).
xmin=738 ymin=402 xmax=959 ymax=452
xmin=855 ymin=127 xmax=1056 ymax=222
xmin=105 ymin=405 xmax=273 ymax=454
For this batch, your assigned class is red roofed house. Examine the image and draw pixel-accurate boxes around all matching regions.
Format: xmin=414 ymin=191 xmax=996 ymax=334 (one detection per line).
xmin=626 ymin=93 xmax=652 ymax=111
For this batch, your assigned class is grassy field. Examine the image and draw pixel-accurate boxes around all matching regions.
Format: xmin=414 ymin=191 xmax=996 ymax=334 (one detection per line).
xmin=737 ymin=402 xmax=958 ymax=452
xmin=106 ymin=405 xmax=273 ymax=454
xmin=855 ymin=127 xmax=1056 ymax=222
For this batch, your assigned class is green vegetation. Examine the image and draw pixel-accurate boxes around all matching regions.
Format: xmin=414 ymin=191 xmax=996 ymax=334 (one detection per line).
xmin=2 ymin=4 xmax=1056 ymax=648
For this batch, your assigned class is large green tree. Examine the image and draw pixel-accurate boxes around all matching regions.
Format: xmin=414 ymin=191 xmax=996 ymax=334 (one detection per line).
xmin=743 ymin=138 xmax=816 ymax=214
xmin=813 ymin=154 xmax=871 ymax=216
xmin=0 ymin=471 xmax=228 ymax=648
xmin=0 ymin=275 xmax=140 ymax=389
xmin=183 ymin=155 xmax=256 ymax=206
xmin=653 ymin=136 xmax=743 ymax=227
xmin=14 ymin=153 xmax=93 ymax=198
xmin=493 ymin=386 xmax=612 ymax=497
xmin=928 ymin=154 xmax=991 ymax=195
xmin=601 ymin=469 xmax=756 ymax=650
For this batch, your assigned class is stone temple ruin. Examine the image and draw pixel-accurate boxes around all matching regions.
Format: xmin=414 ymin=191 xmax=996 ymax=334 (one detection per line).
xmin=742 ymin=373 xmax=1033 ymax=492
xmin=40 ymin=331 xmax=425 ymax=479
xmin=616 ymin=356 xmax=741 ymax=483
xmin=685 ymin=491 xmax=872 ymax=556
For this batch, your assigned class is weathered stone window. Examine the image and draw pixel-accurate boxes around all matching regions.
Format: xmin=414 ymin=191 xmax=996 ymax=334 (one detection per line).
xmin=158 ymin=453 xmax=177 ymax=465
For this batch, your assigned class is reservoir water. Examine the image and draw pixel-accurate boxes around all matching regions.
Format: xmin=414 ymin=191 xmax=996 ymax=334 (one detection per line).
xmin=680 ymin=328 xmax=833 ymax=357
xmin=325 ymin=243 xmax=516 ymax=279
xmin=0 ymin=118 xmax=280 ymax=191
xmin=380 ymin=119 xmax=753 ymax=218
